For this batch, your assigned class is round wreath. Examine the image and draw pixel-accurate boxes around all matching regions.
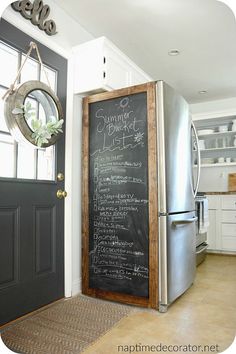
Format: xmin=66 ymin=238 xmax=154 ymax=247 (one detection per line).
xmin=4 ymin=80 xmax=64 ymax=148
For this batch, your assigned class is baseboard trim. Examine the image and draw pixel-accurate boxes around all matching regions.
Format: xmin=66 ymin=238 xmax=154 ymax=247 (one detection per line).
xmin=72 ymin=278 xmax=82 ymax=296
xmin=207 ymin=250 xmax=236 ymax=256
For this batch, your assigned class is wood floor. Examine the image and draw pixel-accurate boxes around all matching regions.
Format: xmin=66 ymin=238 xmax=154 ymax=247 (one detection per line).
xmin=83 ymin=254 xmax=236 ymax=354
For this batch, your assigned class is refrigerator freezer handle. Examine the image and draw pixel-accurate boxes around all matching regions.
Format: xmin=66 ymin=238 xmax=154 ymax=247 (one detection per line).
xmin=192 ymin=121 xmax=201 ymax=198
xmin=172 ymin=216 xmax=198 ymax=226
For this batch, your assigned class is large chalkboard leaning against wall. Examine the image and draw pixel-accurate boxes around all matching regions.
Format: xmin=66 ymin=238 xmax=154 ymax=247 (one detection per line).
xmin=82 ymin=82 xmax=159 ymax=309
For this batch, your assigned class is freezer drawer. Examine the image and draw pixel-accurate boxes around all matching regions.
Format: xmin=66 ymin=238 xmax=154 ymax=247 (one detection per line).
xmin=159 ymin=211 xmax=196 ymax=309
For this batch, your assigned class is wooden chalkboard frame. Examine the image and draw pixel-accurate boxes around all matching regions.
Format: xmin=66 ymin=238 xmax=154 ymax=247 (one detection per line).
xmin=82 ymin=82 xmax=158 ymax=309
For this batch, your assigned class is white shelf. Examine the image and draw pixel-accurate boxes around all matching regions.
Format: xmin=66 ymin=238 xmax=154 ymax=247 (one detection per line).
xmin=198 ymin=130 xmax=236 ymax=138
xmin=194 ymin=162 xmax=236 ymax=168
xmin=200 ymin=146 xmax=236 ymax=153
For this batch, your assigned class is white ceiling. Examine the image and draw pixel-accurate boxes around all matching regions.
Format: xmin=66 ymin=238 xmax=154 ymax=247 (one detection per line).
xmin=57 ymin=0 xmax=236 ymax=103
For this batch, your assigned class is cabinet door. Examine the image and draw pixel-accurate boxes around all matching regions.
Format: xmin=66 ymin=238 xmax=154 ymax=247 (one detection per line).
xmin=221 ymin=210 xmax=236 ymax=223
xmin=221 ymin=196 xmax=236 ymax=210
xmin=73 ymin=37 xmax=152 ymax=94
xmin=73 ymin=39 xmax=104 ymax=95
xmin=221 ymin=224 xmax=236 ymax=251
xmin=104 ymin=50 xmax=130 ymax=90
xmin=221 ymin=196 xmax=236 ymax=252
xmin=207 ymin=195 xmax=220 ymax=209
xmin=129 ymin=69 xmax=150 ymax=86
xmin=207 ymin=209 xmax=217 ymax=250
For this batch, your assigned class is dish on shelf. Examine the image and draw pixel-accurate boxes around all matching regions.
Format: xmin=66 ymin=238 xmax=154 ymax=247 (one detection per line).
xmin=218 ymin=125 xmax=228 ymax=132
xmin=201 ymin=158 xmax=215 ymax=164
xmin=232 ymin=120 xmax=236 ymax=131
xmin=198 ymin=139 xmax=205 ymax=149
xmin=218 ymin=157 xmax=225 ymax=163
xmin=198 ymin=129 xmax=215 ymax=135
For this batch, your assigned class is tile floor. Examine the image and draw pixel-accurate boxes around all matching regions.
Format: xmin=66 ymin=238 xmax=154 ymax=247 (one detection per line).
xmin=83 ymin=254 xmax=236 ymax=354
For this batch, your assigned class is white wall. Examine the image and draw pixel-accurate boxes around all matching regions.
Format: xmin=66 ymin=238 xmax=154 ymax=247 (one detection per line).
xmin=191 ymin=97 xmax=236 ymax=192
xmin=193 ymin=165 xmax=236 ymax=192
xmin=0 ymin=0 xmax=94 ymax=297
xmin=191 ymin=96 xmax=236 ymax=120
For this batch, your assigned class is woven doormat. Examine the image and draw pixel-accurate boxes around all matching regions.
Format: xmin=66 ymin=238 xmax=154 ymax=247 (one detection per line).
xmin=1 ymin=295 xmax=135 ymax=354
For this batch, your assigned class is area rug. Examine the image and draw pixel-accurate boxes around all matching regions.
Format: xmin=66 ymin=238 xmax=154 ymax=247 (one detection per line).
xmin=1 ymin=295 xmax=136 ymax=354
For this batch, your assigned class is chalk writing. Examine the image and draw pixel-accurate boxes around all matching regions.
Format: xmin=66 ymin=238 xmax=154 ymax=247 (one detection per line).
xmin=89 ymin=92 xmax=149 ymax=297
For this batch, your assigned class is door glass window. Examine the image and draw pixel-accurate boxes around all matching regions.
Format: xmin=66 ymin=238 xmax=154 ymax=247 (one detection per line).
xmin=41 ymin=65 xmax=57 ymax=92
xmin=37 ymin=146 xmax=55 ymax=180
xmin=0 ymin=87 xmax=8 ymax=132
xmin=0 ymin=40 xmax=57 ymax=181
xmin=21 ymin=55 xmax=39 ymax=83
xmin=0 ymin=133 xmax=15 ymax=178
xmin=0 ymin=42 xmax=18 ymax=87
xmin=17 ymin=144 xmax=36 ymax=179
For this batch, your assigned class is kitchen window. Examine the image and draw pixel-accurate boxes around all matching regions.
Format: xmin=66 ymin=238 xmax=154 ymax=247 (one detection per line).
xmin=0 ymin=40 xmax=57 ymax=181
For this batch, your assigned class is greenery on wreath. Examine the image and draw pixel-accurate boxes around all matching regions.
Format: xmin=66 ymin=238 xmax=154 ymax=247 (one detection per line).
xmin=12 ymin=101 xmax=64 ymax=147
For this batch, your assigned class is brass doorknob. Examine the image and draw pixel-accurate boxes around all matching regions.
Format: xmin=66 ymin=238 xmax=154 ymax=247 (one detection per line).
xmin=57 ymin=189 xmax=67 ymax=199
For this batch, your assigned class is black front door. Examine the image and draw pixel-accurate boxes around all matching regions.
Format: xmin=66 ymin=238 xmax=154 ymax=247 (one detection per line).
xmin=0 ymin=19 xmax=67 ymax=326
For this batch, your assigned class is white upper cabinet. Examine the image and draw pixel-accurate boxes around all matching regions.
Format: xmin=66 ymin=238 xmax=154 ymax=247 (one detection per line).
xmin=72 ymin=37 xmax=153 ymax=95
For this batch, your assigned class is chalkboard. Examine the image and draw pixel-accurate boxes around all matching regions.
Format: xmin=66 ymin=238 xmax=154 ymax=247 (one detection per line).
xmin=88 ymin=92 xmax=149 ymax=297
xmin=82 ymin=83 xmax=158 ymax=308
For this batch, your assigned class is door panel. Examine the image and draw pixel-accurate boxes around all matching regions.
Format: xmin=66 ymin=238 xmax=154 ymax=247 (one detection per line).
xmin=0 ymin=19 xmax=67 ymax=326
xmin=0 ymin=207 xmax=18 ymax=288
xmin=157 ymin=81 xmax=194 ymax=214
xmin=35 ymin=206 xmax=56 ymax=275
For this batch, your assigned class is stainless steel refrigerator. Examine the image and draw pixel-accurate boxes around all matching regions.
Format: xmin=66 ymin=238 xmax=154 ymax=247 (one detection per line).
xmin=156 ymin=81 xmax=200 ymax=312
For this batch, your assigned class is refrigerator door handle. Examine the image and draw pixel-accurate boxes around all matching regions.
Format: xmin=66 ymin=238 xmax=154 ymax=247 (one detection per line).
xmin=191 ymin=121 xmax=201 ymax=198
xmin=172 ymin=216 xmax=198 ymax=226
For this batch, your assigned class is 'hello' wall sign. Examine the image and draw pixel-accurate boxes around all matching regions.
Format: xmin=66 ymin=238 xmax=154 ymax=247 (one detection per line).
xmin=11 ymin=0 xmax=57 ymax=36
